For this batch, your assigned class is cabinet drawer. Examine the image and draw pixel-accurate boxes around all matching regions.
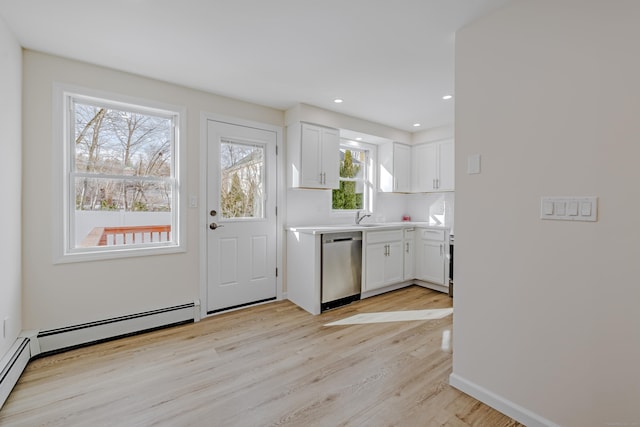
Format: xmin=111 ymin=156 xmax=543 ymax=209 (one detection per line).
xmin=420 ymin=229 xmax=445 ymax=241
xmin=366 ymin=230 xmax=403 ymax=244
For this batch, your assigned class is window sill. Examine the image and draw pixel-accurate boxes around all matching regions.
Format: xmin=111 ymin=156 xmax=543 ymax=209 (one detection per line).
xmin=54 ymin=243 xmax=186 ymax=264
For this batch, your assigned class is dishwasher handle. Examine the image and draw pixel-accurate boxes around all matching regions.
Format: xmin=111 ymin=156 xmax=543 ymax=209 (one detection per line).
xmin=322 ymin=232 xmax=363 ymax=244
xmin=324 ymin=236 xmax=362 ymax=243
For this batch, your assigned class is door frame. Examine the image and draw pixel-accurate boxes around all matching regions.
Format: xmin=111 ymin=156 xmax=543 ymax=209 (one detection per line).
xmin=199 ymin=112 xmax=285 ymax=319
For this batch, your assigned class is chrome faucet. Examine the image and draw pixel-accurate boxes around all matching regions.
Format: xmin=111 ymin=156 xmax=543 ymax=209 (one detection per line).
xmin=355 ymin=210 xmax=371 ymax=224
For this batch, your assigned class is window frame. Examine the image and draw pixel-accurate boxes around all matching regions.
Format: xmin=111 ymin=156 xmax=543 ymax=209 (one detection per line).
xmin=53 ymin=84 xmax=187 ymax=263
xmin=331 ymin=139 xmax=376 ymax=215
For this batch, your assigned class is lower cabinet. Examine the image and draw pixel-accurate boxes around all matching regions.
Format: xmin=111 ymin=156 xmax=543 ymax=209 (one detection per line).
xmin=415 ymin=229 xmax=446 ymax=285
xmin=364 ymin=230 xmax=404 ymax=291
xmin=286 ymin=226 xmax=449 ymax=315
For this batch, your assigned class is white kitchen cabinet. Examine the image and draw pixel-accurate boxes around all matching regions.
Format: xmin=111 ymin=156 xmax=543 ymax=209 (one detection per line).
xmin=286 ymin=231 xmax=322 ymax=314
xmin=403 ymin=228 xmax=415 ymax=280
xmin=287 ymin=122 xmax=339 ymax=189
xmin=415 ymin=228 xmax=446 ymax=285
xmin=379 ymin=142 xmax=411 ymax=192
xmin=364 ymin=230 xmax=404 ymax=291
xmin=412 ymin=139 xmax=454 ymax=192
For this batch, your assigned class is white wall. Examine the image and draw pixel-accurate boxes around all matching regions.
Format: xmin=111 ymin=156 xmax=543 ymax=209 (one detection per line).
xmin=453 ymin=1 xmax=640 ymax=426
xmin=0 ymin=17 xmax=22 ymax=359
xmin=22 ymin=51 xmax=283 ymax=331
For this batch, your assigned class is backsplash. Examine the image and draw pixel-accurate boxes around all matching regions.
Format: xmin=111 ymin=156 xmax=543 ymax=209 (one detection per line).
xmin=286 ymin=189 xmax=454 ymax=231
xmin=406 ymin=192 xmax=455 ymax=232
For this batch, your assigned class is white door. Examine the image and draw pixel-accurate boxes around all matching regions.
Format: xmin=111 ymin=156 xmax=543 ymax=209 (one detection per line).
xmin=207 ymin=120 xmax=277 ymax=313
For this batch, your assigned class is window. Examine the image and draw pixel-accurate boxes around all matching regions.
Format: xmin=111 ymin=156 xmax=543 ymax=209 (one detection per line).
xmin=332 ymin=142 xmax=373 ymax=212
xmin=220 ymin=140 xmax=265 ymax=219
xmin=55 ymin=86 xmax=185 ymax=262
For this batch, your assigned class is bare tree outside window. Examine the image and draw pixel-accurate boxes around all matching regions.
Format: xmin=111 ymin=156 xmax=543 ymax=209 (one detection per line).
xmin=74 ymin=102 xmax=172 ymax=213
xmin=66 ymin=95 xmax=179 ymax=252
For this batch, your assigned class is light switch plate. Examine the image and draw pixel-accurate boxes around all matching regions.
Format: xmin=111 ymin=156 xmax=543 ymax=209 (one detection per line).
xmin=467 ymin=154 xmax=481 ymax=174
xmin=541 ymin=196 xmax=597 ymax=222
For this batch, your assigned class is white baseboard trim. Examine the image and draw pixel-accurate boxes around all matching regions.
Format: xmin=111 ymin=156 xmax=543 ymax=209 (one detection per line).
xmin=37 ymin=302 xmax=196 ymax=356
xmin=449 ymin=373 xmax=562 ymax=427
xmin=361 ymin=281 xmax=414 ymax=299
xmin=0 ymin=337 xmax=31 ymax=410
xmin=415 ymin=280 xmax=448 ymax=294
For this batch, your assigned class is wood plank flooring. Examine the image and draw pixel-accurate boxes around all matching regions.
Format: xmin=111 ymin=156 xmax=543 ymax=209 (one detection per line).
xmin=0 ymin=286 xmax=524 ymax=426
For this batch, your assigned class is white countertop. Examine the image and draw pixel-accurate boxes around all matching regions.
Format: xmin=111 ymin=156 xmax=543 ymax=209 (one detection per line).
xmin=286 ymin=222 xmax=448 ymax=234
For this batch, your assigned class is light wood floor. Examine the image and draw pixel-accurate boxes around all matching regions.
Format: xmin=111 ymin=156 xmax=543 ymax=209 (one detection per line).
xmin=0 ymin=286 xmax=523 ymax=426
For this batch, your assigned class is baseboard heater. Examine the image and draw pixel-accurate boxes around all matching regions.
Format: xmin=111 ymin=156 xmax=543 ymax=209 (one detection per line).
xmin=36 ymin=302 xmax=196 ymax=357
xmin=0 ymin=338 xmax=31 ymax=410
xmin=0 ymin=302 xmax=197 ymax=410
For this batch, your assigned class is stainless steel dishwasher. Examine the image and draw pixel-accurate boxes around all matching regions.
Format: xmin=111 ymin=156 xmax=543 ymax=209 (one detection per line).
xmin=321 ymin=231 xmax=362 ymax=312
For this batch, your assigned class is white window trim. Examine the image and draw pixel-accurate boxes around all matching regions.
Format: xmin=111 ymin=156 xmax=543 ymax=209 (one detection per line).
xmin=331 ymin=139 xmax=377 ymax=216
xmin=52 ymin=83 xmax=187 ymax=264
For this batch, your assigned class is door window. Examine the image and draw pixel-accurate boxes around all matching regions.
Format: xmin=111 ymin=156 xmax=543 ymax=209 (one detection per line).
xmin=219 ymin=140 xmax=265 ymax=220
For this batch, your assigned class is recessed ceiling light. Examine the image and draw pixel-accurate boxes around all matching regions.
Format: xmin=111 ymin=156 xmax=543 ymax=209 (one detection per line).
xmin=334 ymin=98 xmax=344 ymax=104
xmin=442 ymin=95 xmax=453 ymax=100
xmin=356 ymin=137 xmax=363 ymax=141
xmin=413 ymin=123 xmax=421 ymax=127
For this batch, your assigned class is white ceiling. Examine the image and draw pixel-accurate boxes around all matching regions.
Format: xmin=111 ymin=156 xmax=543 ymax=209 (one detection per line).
xmin=0 ymin=0 xmax=510 ymax=132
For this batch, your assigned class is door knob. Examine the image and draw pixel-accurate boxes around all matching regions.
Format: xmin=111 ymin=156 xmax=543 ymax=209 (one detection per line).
xmin=210 ymin=222 xmax=223 ymax=230
xmin=210 ymin=209 xmax=217 ymax=217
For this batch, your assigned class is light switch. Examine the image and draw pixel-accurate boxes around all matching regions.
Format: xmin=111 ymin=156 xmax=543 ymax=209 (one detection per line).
xmin=567 ymin=201 xmax=579 ymax=216
xmin=541 ymin=196 xmax=597 ymax=222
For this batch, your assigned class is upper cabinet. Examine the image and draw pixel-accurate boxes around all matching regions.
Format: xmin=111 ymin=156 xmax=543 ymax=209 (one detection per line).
xmin=288 ymin=122 xmax=339 ymax=189
xmin=379 ymin=142 xmax=411 ymax=192
xmin=379 ymin=139 xmax=454 ymax=193
xmin=412 ymin=139 xmax=454 ymax=192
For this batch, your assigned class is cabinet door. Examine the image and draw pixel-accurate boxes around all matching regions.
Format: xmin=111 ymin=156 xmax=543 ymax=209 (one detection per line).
xmin=300 ymin=123 xmax=323 ymax=188
xmin=417 ymin=240 xmax=445 ymax=284
xmin=403 ymin=239 xmax=414 ymax=280
xmin=394 ymin=143 xmax=411 ymax=192
xmin=438 ymin=140 xmax=455 ymax=191
xmin=379 ymin=142 xmax=411 ymax=192
xmin=364 ymin=242 xmax=387 ymax=291
xmin=321 ymin=127 xmax=340 ymax=190
xmin=385 ymin=241 xmax=404 ymax=284
xmin=413 ymin=143 xmax=438 ymax=192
